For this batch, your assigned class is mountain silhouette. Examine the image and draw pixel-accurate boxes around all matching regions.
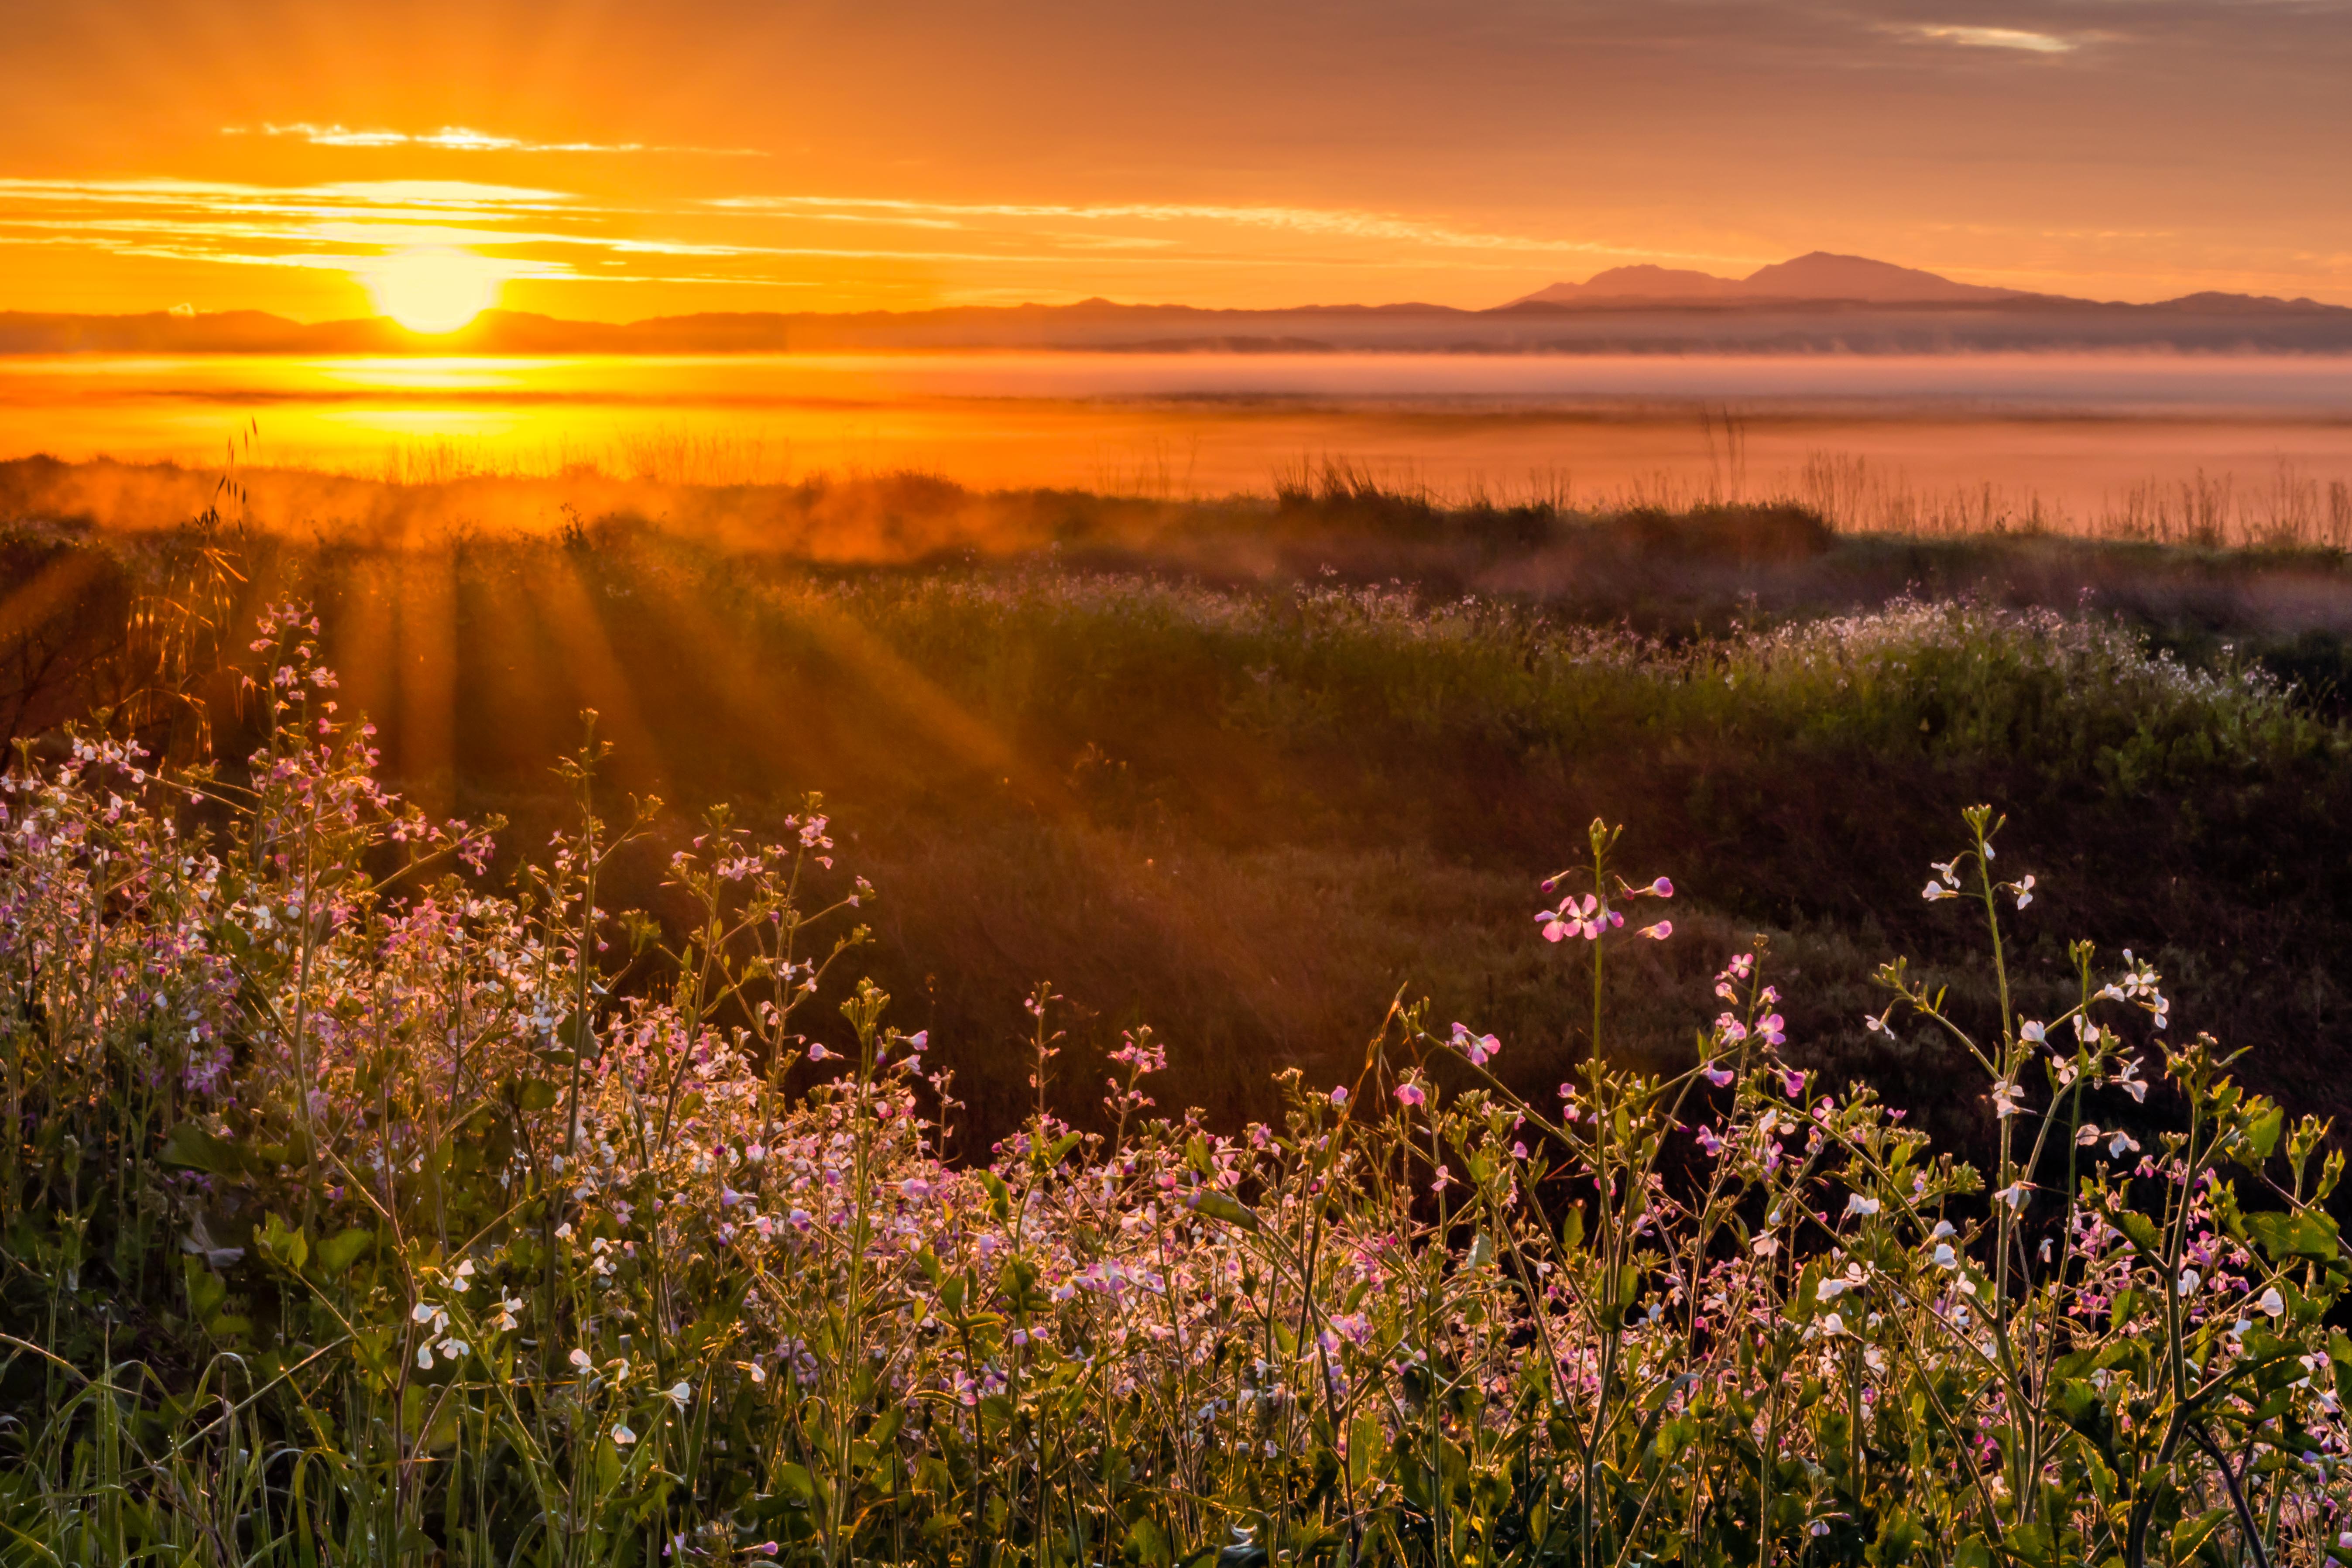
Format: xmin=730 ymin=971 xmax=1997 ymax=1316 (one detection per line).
xmin=1512 ymin=251 xmax=2031 ymax=305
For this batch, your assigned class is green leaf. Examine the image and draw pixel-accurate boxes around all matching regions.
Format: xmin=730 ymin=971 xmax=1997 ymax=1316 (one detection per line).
xmin=978 ymin=1171 xmax=1011 ymax=1224
xmin=2244 ymin=1105 xmax=2285 ymax=1162
xmin=158 ymin=1122 xmax=254 ymax=1177
xmin=182 ymin=1256 xmax=226 ymax=1320
xmin=2249 ymin=1209 xmax=2339 ymax=1263
xmin=1125 ymin=1513 xmax=1173 ymax=1567
xmin=257 ymin=1212 xmax=309 ymax=1272
xmin=2113 ymin=1210 xmax=2163 ymax=1259
xmin=1190 ymin=1190 xmax=1259 ymax=1232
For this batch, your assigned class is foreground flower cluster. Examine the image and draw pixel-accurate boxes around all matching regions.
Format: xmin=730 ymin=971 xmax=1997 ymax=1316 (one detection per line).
xmin=2 ymin=608 xmax=2348 ymax=1568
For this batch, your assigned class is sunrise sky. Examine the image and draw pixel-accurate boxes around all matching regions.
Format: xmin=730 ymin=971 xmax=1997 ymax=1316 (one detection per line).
xmin=2 ymin=0 xmax=2349 ymax=322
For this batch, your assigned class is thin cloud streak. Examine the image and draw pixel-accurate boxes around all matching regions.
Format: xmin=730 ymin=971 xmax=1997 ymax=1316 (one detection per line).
xmin=1899 ymin=24 xmax=2079 ymax=54
xmin=711 ymin=194 xmax=1696 ymax=259
xmin=0 ymin=170 xmax=1772 ymax=312
xmin=226 ymin=124 xmax=768 ymax=157
xmin=0 ymin=176 xmax=581 ymax=212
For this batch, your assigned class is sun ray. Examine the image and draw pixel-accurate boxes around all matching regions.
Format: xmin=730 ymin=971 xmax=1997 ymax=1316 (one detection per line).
xmin=394 ymin=549 xmax=457 ymax=820
xmin=529 ymin=551 xmax=671 ymax=802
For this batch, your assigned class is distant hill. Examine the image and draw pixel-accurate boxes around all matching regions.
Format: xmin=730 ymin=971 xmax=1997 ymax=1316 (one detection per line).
xmin=5 ymin=254 xmax=2352 ymax=358
xmin=1512 ymin=251 xmax=2034 ymax=306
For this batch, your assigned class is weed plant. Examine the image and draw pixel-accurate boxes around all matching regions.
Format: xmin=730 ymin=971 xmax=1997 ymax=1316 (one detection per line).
xmin=3 ymin=595 xmax=2350 ymax=1566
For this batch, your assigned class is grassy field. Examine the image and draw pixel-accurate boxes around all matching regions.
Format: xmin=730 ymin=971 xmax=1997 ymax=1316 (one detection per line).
xmin=7 ymin=459 xmax=2352 ymax=1154
xmin=8 ymin=462 xmax=2352 ymax=1564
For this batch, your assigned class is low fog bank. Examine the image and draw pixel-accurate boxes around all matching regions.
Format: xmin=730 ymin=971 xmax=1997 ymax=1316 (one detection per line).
xmin=11 ymin=453 xmax=2352 ymax=646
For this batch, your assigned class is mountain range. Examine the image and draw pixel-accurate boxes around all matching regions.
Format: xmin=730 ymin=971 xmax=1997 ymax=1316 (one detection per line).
xmin=1508 ymin=251 xmax=2035 ymax=305
xmin=3 ymin=252 xmax=2348 ymax=356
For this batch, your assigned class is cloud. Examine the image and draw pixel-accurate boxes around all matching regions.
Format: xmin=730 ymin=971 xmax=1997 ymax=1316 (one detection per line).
xmin=226 ymin=124 xmax=766 ymax=157
xmin=708 ymin=195 xmax=1708 ymax=260
xmin=1898 ymin=24 xmax=2078 ymax=55
xmin=0 ymin=176 xmax=579 ymax=210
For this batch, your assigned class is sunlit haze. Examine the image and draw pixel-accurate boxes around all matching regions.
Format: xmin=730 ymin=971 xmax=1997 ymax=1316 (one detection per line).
xmin=3 ymin=0 xmax=2350 ymax=319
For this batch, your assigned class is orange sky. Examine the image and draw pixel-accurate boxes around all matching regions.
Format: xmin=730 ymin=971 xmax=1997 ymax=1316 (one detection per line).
xmin=1 ymin=0 xmax=2348 ymax=319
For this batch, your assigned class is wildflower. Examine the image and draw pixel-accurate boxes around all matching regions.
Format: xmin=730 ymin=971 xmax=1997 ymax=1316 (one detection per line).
xmin=416 ymin=1344 xmax=435 ymax=1369
xmin=1329 ymin=1085 xmax=1348 ymax=1107
xmin=1694 ymin=1125 xmax=1723 ymax=1156
xmin=2108 ymin=1130 xmax=2140 ymax=1159
xmin=2178 ymin=1269 xmax=2201 ymax=1297
xmin=2259 ymin=1287 xmax=2286 ymax=1317
xmin=1780 ymin=1068 xmax=1806 ymax=1098
xmin=1430 ymin=1166 xmax=1451 ymax=1194
xmin=2115 ymin=1057 xmax=2150 ymax=1103
xmin=1447 ymin=1022 xmax=1500 ymax=1067
xmin=1537 ymin=892 xmax=1607 ymax=942
xmin=1704 ymin=1065 xmax=1735 ymax=1087
xmin=1844 ymin=1194 xmax=1880 ymax=1218
xmin=1993 ymin=1182 xmax=2030 ymax=1211
xmin=2013 ymin=875 xmax=2035 ymax=908
xmin=806 ymin=1043 xmax=833 ymax=1062
xmin=1756 ymin=1013 xmax=1786 ymax=1046
xmin=613 ymin=1424 xmax=637 ymax=1445
xmin=1819 ymin=1312 xmax=1846 ymax=1336
xmin=1638 ymin=920 xmax=1671 ymax=940
xmin=667 ymin=1381 xmax=693 ymax=1407
xmin=2019 ymin=1020 xmax=2046 ymax=1046
xmin=1394 ymin=1082 xmax=1426 ymax=1108
xmin=1932 ymin=1244 xmax=1959 ymax=1269
xmin=1817 ymin=1278 xmax=1850 ymax=1302
xmin=1921 ymin=881 xmax=1958 ymax=902
xmin=569 ymin=1348 xmax=594 ymax=1370
xmin=1989 ymin=1079 xmax=2027 ymax=1118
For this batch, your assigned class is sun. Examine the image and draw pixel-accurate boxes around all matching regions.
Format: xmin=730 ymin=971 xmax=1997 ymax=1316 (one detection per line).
xmin=364 ymin=248 xmax=509 ymax=334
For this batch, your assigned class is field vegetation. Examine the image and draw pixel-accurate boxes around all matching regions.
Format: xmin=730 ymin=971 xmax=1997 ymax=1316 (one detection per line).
xmin=6 ymin=460 xmax=2352 ymax=1563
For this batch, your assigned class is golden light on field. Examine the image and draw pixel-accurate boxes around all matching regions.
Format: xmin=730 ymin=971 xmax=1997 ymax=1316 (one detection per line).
xmin=364 ymin=248 xmax=508 ymax=334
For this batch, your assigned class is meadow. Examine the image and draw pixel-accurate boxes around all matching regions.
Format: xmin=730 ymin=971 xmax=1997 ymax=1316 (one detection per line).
xmin=6 ymin=458 xmax=2352 ymax=1564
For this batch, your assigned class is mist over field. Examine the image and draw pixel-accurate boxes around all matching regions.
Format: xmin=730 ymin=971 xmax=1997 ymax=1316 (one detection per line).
xmin=10 ymin=350 xmax=2352 ymax=544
